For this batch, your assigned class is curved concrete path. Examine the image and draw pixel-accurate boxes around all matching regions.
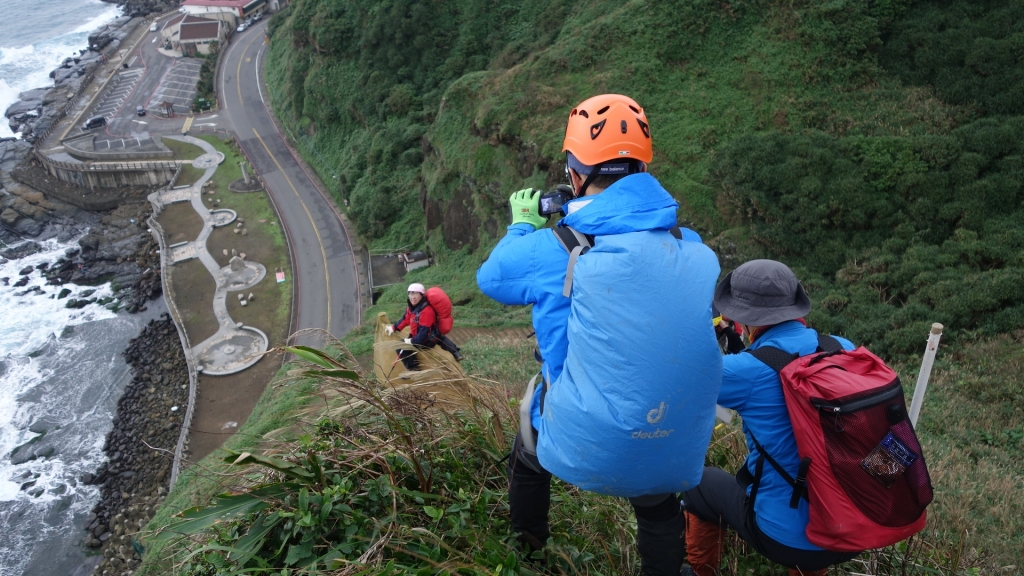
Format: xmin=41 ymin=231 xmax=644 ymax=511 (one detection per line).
xmin=149 ymin=135 xmax=269 ymax=375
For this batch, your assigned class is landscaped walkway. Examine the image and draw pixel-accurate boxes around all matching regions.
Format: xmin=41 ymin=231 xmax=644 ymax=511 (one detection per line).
xmin=149 ymin=135 xmax=269 ymax=375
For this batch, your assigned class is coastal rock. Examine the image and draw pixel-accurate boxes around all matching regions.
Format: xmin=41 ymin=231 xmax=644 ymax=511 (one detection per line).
xmin=85 ymin=315 xmax=188 ymax=570
xmin=1 ymin=242 xmax=41 ymax=259
xmin=0 ymin=208 xmax=19 ymax=226
xmin=18 ymin=88 xmax=49 ymax=103
xmin=13 ymin=217 xmax=44 ymax=237
xmin=4 ymin=99 xmax=41 ymax=119
xmin=52 ymin=67 xmax=77 ymax=85
xmin=0 ymin=139 xmax=31 ymax=173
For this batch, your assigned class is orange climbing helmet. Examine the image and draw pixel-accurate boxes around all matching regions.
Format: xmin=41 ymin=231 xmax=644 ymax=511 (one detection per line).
xmin=562 ymin=94 xmax=653 ymax=167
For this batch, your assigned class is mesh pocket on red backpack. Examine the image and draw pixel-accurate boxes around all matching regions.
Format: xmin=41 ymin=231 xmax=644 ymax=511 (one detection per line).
xmin=815 ymin=381 xmax=933 ymax=527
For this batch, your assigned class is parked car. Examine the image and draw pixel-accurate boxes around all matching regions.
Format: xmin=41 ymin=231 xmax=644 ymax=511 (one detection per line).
xmin=149 ymin=22 xmax=158 ymax=32
xmin=252 ymin=12 xmax=262 ymax=21
xmin=82 ymin=116 xmax=106 ymax=131
xmin=236 ymin=23 xmax=248 ymax=32
xmin=136 ymin=105 xmax=146 ymax=116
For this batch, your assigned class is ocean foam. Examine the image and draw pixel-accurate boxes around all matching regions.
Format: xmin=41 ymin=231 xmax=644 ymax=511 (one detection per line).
xmin=0 ymin=240 xmax=118 ymax=356
xmin=0 ymin=237 xmax=164 ymax=574
xmin=0 ymin=1 xmax=121 ymax=138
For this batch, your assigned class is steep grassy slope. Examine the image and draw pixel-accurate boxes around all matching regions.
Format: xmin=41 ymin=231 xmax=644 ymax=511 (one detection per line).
xmin=131 ymin=1 xmax=1024 ymax=572
xmin=265 ymin=0 xmax=1024 ymax=360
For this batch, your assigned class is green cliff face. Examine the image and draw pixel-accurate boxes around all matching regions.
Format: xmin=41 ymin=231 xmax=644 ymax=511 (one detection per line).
xmin=265 ymin=0 xmax=1024 ymax=356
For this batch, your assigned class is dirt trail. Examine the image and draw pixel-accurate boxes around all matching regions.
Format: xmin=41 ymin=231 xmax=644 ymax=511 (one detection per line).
xmin=446 ymin=326 xmax=534 ymax=343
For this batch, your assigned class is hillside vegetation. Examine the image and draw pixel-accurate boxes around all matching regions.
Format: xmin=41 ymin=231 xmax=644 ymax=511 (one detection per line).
xmin=137 ymin=1 xmax=1023 ymax=574
xmin=264 ymin=0 xmax=1024 ymax=359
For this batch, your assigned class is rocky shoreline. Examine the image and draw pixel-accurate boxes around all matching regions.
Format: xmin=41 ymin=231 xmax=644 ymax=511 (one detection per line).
xmin=3 ymin=14 xmax=138 ymax=143
xmin=1 ymin=11 xmax=188 ymax=575
xmin=80 ymin=315 xmax=188 ymax=574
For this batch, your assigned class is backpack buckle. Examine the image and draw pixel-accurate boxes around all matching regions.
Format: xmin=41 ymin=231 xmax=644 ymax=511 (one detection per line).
xmin=789 ymin=457 xmax=812 ymax=509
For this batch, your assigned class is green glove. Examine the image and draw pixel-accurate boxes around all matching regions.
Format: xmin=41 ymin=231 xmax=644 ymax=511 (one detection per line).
xmin=509 ymin=189 xmax=547 ymax=230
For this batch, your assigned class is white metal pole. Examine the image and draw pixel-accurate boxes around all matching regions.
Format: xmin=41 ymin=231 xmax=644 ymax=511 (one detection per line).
xmin=909 ymin=323 xmax=943 ymax=427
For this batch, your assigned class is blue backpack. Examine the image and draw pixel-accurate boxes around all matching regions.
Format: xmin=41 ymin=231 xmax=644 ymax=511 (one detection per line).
xmin=530 ymin=225 xmax=723 ymax=497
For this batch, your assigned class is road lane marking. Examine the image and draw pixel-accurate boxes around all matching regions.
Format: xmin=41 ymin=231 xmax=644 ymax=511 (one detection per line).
xmin=182 ymin=116 xmax=194 ymax=133
xmin=235 ymin=32 xmax=262 ymax=104
xmin=252 ymin=127 xmax=332 ymax=329
xmin=255 ymin=46 xmax=264 ymax=103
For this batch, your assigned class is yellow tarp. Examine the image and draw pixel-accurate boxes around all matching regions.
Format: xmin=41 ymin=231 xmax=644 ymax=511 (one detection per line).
xmin=372 ymin=312 xmax=468 ymax=402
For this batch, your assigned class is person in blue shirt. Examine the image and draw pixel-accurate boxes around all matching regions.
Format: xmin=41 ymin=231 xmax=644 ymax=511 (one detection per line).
xmin=682 ymin=260 xmax=860 ymax=576
xmin=477 ymin=94 xmax=721 ymax=576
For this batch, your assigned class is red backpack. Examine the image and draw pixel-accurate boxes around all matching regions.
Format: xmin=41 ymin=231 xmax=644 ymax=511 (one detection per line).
xmin=748 ymin=336 xmax=933 ymax=552
xmin=425 ymin=287 xmax=453 ymax=335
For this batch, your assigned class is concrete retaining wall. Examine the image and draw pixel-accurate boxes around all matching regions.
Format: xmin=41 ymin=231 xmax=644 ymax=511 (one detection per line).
xmin=147 ymin=214 xmax=200 ymax=489
xmin=36 ymin=151 xmax=180 ymax=190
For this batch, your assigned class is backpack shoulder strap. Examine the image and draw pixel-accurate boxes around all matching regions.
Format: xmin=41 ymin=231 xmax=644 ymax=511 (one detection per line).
xmin=552 ymin=226 xmax=594 ymax=252
xmin=553 ymin=226 xmax=593 ymax=298
xmin=748 ymin=432 xmax=811 ymax=509
xmin=817 ymin=334 xmax=844 ymax=353
xmin=746 ymin=345 xmax=799 ymax=373
xmin=744 ymin=346 xmax=811 ymax=509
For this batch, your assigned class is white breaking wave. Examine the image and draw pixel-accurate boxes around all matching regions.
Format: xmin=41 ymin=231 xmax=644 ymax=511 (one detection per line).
xmin=0 ymin=240 xmax=118 ymax=357
xmin=0 ymin=0 xmax=121 ymax=139
xmin=0 ymin=238 xmax=165 ymax=575
xmin=0 ymin=239 xmax=117 ymax=500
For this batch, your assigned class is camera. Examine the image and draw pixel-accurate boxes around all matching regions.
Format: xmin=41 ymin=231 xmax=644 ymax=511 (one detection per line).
xmin=538 ymin=185 xmax=575 ymax=216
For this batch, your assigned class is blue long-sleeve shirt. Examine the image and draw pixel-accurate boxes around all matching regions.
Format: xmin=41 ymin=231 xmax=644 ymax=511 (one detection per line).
xmin=721 ymin=321 xmax=854 ymax=550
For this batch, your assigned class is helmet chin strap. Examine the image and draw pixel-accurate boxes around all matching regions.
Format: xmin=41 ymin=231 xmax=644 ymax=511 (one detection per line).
xmin=575 ymin=168 xmax=601 ymax=198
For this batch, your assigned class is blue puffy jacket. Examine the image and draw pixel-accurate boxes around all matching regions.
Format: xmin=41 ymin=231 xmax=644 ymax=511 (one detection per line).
xmin=478 ymin=173 xmax=722 ymax=497
xmin=720 ymin=321 xmax=854 ymax=549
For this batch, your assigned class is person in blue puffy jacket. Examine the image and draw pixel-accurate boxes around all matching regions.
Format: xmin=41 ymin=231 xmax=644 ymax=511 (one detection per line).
xmin=477 ymin=94 xmax=722 ymax=576
xmin=682 ymin=260 xmax=860 ymax=576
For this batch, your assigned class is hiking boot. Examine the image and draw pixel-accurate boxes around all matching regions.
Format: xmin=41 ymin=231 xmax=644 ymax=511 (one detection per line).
xmin=453 ymin=350 xmax=465 ymax=362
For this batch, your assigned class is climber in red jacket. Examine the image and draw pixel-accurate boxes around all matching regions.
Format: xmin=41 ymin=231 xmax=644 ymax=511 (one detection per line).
xmin=385 ymin=283 xmax=436 ymax=370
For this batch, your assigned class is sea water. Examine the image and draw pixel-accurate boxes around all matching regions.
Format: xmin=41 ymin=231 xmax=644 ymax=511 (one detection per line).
xmin=0 ymin=4 xmax=167 ymax=573
xmin=0 ymin=240 xmax=166 ymax=575
xmin=0 ymin=0 xmax=121 ymax=139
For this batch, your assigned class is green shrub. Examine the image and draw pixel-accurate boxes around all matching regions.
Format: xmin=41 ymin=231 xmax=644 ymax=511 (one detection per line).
xmin=880 ymin=0 xmax=1024 ymax=116
xmin=711 ymin=117 xmax=1024 ymax=355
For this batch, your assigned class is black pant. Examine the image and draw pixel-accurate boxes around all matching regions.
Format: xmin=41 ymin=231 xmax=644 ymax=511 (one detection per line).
xmin=507 ymin=432 xmax=686 ymax=576
xmin=397 ymin=340 xmax=435 ymax=370
xmin=435 ymin=333 xmax=461 ymax=357
xmin=683 ymin=467 xmax=858 ymax=571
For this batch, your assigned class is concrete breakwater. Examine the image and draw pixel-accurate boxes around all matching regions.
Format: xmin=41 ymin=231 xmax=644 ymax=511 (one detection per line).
xmin=80 ymin=315 xmax=188 ymax=573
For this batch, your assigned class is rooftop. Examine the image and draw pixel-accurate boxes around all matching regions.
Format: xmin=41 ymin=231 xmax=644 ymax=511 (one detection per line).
xmin=179 ymin=16 xmax=222 ymax=41
xmin=165 ymin=13 xmax=186 ymax=28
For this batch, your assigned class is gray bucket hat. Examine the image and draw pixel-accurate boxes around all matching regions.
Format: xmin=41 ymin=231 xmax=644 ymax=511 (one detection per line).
xmin=713 ymin=260 xmax=811 ymax=326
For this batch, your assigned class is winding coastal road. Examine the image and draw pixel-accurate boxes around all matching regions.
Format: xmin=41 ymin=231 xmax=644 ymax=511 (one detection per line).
xmin=218 ymin=21 xmax=361 ymax=341
xmin=48 ymin=14 xmax=362 ymax=341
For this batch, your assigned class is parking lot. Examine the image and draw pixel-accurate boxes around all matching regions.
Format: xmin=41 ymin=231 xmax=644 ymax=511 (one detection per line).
xmin=147 ymin=58 xmax=203 ymax=115
xmin=90 ymin=68 xmax=144 ymax=120
xmin=93 ymin=135 xmax=157 ymax=151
